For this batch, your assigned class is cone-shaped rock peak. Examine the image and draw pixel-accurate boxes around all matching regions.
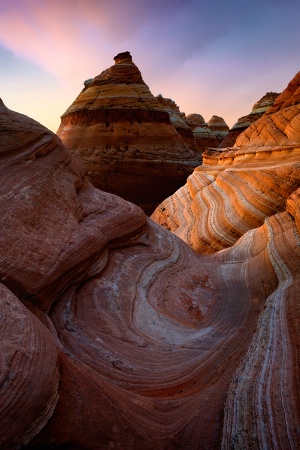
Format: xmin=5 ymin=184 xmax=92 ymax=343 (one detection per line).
xmin=57 ymin=53 xmax=200 ymax=214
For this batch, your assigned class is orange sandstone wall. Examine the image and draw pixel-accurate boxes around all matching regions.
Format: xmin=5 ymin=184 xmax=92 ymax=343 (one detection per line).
xmin=152 ymin=72 xmax=300 ymax=254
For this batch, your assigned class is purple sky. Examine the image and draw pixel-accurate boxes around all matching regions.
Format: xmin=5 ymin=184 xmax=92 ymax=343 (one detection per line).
xmin=1 ymin=0 xmax=300 ymax=132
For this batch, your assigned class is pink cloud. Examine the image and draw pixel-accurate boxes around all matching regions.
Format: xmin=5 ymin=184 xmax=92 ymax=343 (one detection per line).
xmin=1 ymin=0 xmax=300 ymax=132
xmin=0 ymin=1 xmax=112 ymax=84
xmin=0 ymin=0 xmax=183 ymax=86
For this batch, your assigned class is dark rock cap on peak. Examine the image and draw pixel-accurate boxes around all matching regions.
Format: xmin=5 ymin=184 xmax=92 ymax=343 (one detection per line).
xmin=114 ymin=51 xmax=132 ymax=64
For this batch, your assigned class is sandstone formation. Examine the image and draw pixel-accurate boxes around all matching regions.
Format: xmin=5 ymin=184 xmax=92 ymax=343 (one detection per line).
xmin=151 ymin=72 xmax=300 ymax=255
xmin=0 ymin=284 xmax=59 ymax=449
xmin=219 ymin=91 xmax=280 ymax=147
xmin=57 ymin=52 xmax=200 ymax=214
xmin=184 ymin=113 xmax=221 ymax=156
xmin=207 ymin=115 xmax=229 ymax=143
xmin=152 ymin=96 xmax=231 ymax=158
xmin=1 ymin=73 xmax=300 ymax=450
xmin=155 ymin=94 xmax=197 ymax=153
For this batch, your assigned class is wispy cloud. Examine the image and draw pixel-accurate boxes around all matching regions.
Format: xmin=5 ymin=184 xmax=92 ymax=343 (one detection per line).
xmin=1 ymin=0 xmax=300 ymax=131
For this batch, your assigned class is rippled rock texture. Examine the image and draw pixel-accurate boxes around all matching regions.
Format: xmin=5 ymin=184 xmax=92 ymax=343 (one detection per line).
xmin=219 ymin=91 xmax=280 ymax=148
xmin=1 ymin=73 xmax=300 ymax=450
xmin=57 ymin=52 xmax=200 ymax=215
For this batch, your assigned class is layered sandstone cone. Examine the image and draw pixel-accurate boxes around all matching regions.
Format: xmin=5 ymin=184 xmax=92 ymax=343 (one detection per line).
xmin=184 ymin=113 xmax=220 ymax=156
xmin=57 ymin=52 xmax=200 ymax=214
xmin=207 ymin=115 xmax=229 ymax=143
xmin=219 ymin=91 xmax=280 ymax=147
xmin=1 ymin=99 xmax=300 ymax=449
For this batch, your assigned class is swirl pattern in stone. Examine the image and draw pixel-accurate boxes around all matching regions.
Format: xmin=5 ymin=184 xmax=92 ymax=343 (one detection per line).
xmin=0 ymin=73 xmax=300 ymax=450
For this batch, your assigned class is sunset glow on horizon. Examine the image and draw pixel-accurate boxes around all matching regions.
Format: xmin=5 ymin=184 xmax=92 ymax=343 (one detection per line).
xmin=1 ymin=0 xmax=300 ymax=133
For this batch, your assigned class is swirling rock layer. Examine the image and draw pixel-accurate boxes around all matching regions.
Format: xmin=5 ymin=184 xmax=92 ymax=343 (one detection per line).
xmin=152 ymin=72 xmax=300 ymax=254
xmin=57 ymin=52 xmax=200 ymax=214
xmin=219 ymin=91 xmax=280 ymax=147
xmin=221 ymin=207 xmax=300 ymax=449
xmin=1 ymin=72 xmax=300 ymax=450
xmin=0 ymin=282 xmax=59 ymax=449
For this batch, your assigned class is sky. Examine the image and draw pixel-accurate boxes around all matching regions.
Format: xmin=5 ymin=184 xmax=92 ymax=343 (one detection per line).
xmin=1 ymin=0 xmax=300 ymax=132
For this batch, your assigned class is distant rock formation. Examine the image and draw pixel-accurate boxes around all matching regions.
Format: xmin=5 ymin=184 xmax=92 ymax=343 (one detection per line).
xmin=184 ymin=113 xmax=221 ymax=156
xmin=1 ymin=78 xmax=300 ymax=449
xmin=155 ymin=94 xmax=197 ymax=153
xmin=207 ymin=115 xmax=229 ymax=142
xmin=219 ymin=92 xmax=280 ymax=147
xmin=57 ymin=52 xmax=200 ymax=214
xmin=154 ymin=99 xmax=230 ymax=158
xmin=151 ymin=74 xmax=300 ymax=255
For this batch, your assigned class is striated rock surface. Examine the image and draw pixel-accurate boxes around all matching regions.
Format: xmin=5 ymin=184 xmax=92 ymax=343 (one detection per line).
xmin=219 ymin=92 xmax=280 ymax=148
xmin=0 ymin=284 xmax=59 ymax=449
xmin=1 ymin=73 xmax=300 ymax=450
xmin=57 ymin=52 xmax=200 ymax=215
xmin=151 ymin=71 xmax=300 ymax=254
xmin=236 ymin=74 xmax=300 ymax=146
